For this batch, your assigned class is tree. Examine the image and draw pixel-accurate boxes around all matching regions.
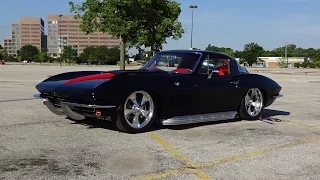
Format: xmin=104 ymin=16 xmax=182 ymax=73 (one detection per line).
xmin=0 ymin=46 xmax=3 ymax=60
xmin=132 ymin=0 xmax=184 ymax=55
xmin=61 ymin=46 xmax=77 ymax=64
xmin=20 ymin=45 xmax=39 ymax=61
xmin=277 ymin=57 xmax=286 ymax=68
xmin=205 ymin=44 xmax=234 ymax=57
xmin=234 ymin=50 xmax=243 ymax=58
xmin=38 ymin=48 xmax=48 ymax=64
xmin=69 ymin=0 xmax=142 ymax=70
xmin=69 ymin=0 xmax=184 ymax=69
xmin=79 ymin=45 xmax=120 ymax=65
xmin=79 ymin=46 xmax=96 ymax=64
xmin=242 ymin=42 xmax=264 ymax=66
xmin=105 ymin=47 xmax=120 ymax=65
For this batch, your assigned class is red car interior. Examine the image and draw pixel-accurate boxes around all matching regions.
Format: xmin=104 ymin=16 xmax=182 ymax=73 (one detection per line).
xmin=217 ymin=66 xmax=229 ymax=76
xmin=171 ymin=68 xmax=191 ymax=73
xmin=171 ymin=55 xmax=197 ymax=73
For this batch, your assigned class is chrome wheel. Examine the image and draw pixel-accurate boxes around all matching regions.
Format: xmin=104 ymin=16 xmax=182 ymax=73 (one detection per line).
xmin=124 ymin=91 xmax=154 ymax=129
xmin=245 ymin=88 xmax=263 ymax=117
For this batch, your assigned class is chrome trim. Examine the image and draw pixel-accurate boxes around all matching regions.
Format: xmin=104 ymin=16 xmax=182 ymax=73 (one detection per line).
xmin=273 ymin=94 xmax=284 ymax=98
xmin=33 ymin=94 xmax=41 ymax=99
xmin=161 ymin=111 xmax=237 ymax=125
xmin=61 ymin=101 xmax=116 ymax=109
xmin=44 ymin=100 xmax=64 ymax=115
xmin=33 ymin=94 xmax=49 ymax=102
xmin=124 ymin=90 xmax=155 ymax=129
xmin=60 ymin=102 xmax=85 ymax=120
xmin=245 ymin=88 xmax=263 ymax=117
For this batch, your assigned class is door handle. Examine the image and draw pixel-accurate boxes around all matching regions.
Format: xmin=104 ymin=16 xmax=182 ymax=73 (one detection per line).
xmin=230 ymin=81 xmax=238 ymax=85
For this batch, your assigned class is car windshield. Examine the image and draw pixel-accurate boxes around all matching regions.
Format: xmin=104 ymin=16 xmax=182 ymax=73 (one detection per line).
xmin=141 ymin=52 xmax=201 ymax=74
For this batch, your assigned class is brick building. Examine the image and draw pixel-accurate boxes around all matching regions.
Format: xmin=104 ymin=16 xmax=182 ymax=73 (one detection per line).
xmin=47 ymin=14 xmax=120 ymax=58
xmin=9 ymin=17 xmax=45 ymax=57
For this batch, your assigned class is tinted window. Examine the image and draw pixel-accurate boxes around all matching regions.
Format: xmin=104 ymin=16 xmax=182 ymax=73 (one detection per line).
xmin=198 ymin=54 xmax=231 ymax=76
xmin=238 ymin=63 xmax=249 ymax=74
xmin=141 ymin=52 xmax=201 ymax=74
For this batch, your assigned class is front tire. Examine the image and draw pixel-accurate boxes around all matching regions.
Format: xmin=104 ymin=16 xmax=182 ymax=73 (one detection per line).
xmin=114 ymin=90 xmax=157 ymax=133
xmin=238 ymin=88 xmax=264 ymax=120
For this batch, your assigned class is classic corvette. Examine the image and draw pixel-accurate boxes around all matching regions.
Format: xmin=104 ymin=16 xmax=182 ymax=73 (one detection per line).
xmin=34 ymin=50 xmax=283 ymax=133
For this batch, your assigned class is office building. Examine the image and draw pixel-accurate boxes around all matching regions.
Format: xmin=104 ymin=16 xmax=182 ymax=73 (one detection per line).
xmin=3 ymin=37 xmax=14 ymax=56
xmin=9 ymin=17 xmax=45 ymax=56
xmin=47 ymin=14 xmax=120 ymax=58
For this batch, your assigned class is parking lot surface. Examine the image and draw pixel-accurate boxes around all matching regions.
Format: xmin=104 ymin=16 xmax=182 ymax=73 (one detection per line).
xmin=0 ymin=64 xmax=319 ymax=180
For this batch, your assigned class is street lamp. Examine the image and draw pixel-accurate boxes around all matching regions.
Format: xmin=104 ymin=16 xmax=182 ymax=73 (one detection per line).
xmin=285 ymin=42 xmax=288 ymax=68
xmin=189 ymin=5 xmax=197 ymax=50
xmin=58 ymin=14 xmax=63 ymax=67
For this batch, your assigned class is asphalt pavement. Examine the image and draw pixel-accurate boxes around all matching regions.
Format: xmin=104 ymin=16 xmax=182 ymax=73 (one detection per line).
xmin=0 ymin=64 xmax=319 ymax=180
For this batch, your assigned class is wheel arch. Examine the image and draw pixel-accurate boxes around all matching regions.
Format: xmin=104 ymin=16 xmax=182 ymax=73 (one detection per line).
xmin=260 ymin=88 xmax=268 ymax=107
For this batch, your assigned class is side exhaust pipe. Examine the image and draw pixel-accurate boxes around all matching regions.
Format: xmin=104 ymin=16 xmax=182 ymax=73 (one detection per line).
xmin=60 ymin=102 xmax=86 ymax=120
xmin=43 ymin=99 xmax=65 ymax=115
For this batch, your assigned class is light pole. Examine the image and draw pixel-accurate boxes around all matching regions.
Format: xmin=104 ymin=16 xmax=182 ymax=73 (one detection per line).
xmin=189 ymin=5 xmax=197 ymax=50
xmin=285 ymin=42 xmax=288 ymax=68
xmin=58 ymin=14 xmax=63 ymax=67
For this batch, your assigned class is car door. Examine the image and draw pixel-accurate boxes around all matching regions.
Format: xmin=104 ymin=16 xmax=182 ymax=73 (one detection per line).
xmin=195 ymin=54 xmax=242 ymax=113
xmin=167 ymin=73 xmax=204 ymax=115
xmin=204 ymin=75 xmax=240 ymax=112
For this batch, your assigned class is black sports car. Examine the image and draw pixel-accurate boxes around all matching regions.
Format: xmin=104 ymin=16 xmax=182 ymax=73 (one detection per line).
xmin=34 ymin=50 xmax=283 ymax=133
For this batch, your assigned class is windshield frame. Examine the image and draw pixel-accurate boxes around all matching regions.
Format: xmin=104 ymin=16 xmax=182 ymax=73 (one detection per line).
xmin=140 ymin=51 xmax=204 ymax=74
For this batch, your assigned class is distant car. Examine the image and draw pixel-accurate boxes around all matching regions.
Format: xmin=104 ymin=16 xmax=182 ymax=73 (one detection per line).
xmin=34 ymin=50 xmax=283 ymax=133
xmin=0 ymin=60 xmax=4 ymax=65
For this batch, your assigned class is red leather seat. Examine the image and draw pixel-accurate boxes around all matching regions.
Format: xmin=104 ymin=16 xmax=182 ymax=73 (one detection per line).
xmin=171 ymin=68 xmax=191 ymax=73
xmin=217 ymin=66 xmax=229 ymax=76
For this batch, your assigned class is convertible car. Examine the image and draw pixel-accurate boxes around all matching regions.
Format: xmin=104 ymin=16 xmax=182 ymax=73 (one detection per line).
xmin=34 ymin=50 xmax=283 ymax=133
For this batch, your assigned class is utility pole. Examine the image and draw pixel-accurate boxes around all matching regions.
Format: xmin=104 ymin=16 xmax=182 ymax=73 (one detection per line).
xmin=285 ymin=42 xmax=288 ymax=68
xmin=58 ymin=14 xmax=63 ymax=67
xmin=119 ymin=35 xmax=125 ymax=70
xmin=189 ymin=5 xmax=197 ymax=50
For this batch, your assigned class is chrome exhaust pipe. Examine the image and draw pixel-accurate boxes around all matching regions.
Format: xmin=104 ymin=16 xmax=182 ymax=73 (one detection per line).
xmin=60 ymin=102 xmax=85 ymax=120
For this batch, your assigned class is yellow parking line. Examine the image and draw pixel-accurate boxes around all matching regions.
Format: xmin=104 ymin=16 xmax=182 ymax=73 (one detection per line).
xmin=187 ymin=169 xmax=213 ymax=180
xmin=148 ymin=131 xmax=197 ymax=167
xmin=147 ymin=132 xmax=213 ymax=180
xmin=136 ymin=168 xmax=185 ymax=180
xmin=198 ymin=137 xmax=319 ymax=168
xmin=281 ymin=118 xmax=315 ymax=128
xmin=141 ymin=131 xmax=319 ymax=180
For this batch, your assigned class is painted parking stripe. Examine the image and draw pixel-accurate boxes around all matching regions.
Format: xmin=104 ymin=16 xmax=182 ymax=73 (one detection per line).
xmin=197 ymin=137 xmax=319 ymax=168
xmin=138 ymin=136 xmax=319 ymax=180
xmin=146 ymin=132 xmax=213 ymax=180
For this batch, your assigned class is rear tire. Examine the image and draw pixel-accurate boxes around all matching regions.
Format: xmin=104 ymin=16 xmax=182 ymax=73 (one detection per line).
xmin=238 ymin=88 xmax=264 ymax=120
xmin=114 ymin=90 xmax=157 ymax=133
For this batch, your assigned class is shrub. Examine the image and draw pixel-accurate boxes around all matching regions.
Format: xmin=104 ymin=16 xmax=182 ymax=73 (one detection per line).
xmin=314 ymin=61 xmax=320 ymax=68
xmin=294 ymin=62 xmax=301 ymax=68
xmin=301 ymin=62 xmax=308 ymax=68
xmin=309 ymin=63 xmax=316 ymax=68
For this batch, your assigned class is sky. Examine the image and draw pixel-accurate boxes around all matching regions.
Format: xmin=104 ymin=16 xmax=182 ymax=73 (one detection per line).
xmin=0 ymin=0 xmax=319 ymax=55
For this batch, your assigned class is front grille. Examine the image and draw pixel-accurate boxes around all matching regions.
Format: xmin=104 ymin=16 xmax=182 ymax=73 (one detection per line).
xmin=42 ymin=94 xmax=95 ymax=108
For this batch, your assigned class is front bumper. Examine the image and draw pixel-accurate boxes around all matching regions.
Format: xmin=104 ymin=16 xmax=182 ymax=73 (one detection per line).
xmin=33 ymin=94 xmax=116 ymax=120
xmin=273 ymin=94 xmax=284 ymax=98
